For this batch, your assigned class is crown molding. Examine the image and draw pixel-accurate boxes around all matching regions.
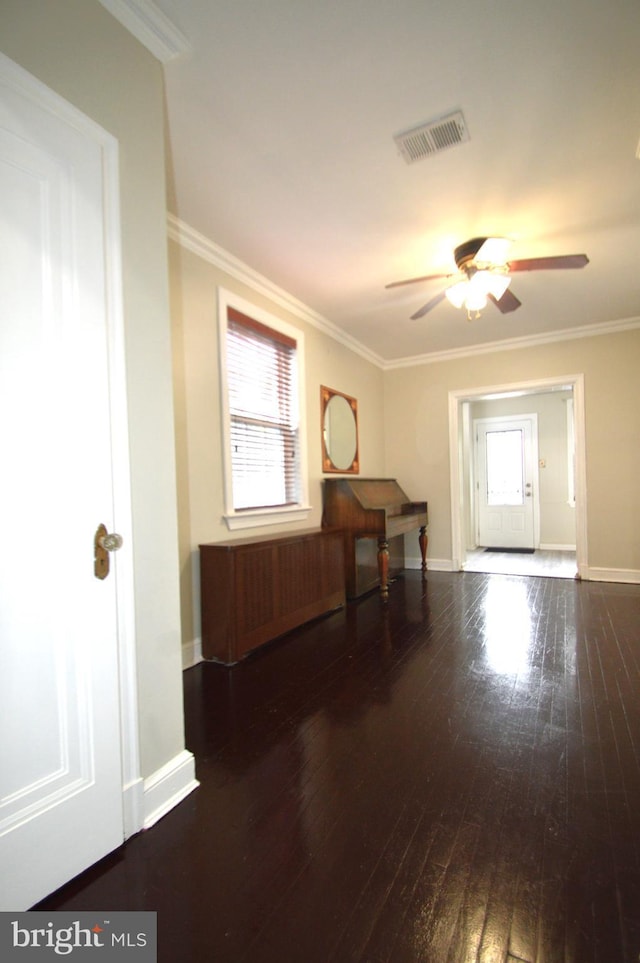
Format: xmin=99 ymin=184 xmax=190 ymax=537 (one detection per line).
xmin=98 ymin=0 xmax=190 ymax=63
xmin=166 ymin=215 xmax=640 ymax=372
xmin=384 ymin=315 xmax=640 ymax=369
xmin=167 ymin=214 xmax=385 ymax=368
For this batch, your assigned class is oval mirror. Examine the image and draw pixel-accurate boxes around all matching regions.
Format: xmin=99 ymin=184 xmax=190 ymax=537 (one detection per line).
xmin=321 ymin=386 xmax=359 ymax=474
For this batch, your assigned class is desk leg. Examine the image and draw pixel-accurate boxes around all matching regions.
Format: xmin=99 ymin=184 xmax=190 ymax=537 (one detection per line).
xmin=377 ymin=537 xmax=389 ymax=601
xmin=419 ymin=526 xmax=428 ymax=578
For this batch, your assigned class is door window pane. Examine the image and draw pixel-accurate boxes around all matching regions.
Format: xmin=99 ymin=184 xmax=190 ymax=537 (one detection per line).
xmin=486 ymin=429 xmax=524 ymax=506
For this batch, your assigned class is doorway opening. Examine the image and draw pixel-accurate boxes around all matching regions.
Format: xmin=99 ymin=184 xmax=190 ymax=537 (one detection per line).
xmin=448 ymin=375 xmax=587 ymax=579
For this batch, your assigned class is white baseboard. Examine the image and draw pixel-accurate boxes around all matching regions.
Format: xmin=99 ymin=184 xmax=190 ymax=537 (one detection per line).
xmin=182 ymin=636 xmax=203 ymax=670
xmin=122 ymin=777 xmax=144 ymax=839
xmin=539 ymin=543 xmax=577 ymax=552
xmin=412 ymin=545 xmax=640 ymax=585
xmin=143 ymin=749 xmax=199 ymax=830
xmin=584 ymin=567 xmax=640 ymax=585
xmin=405 ymin=556 xmax=455 ymax=572
xmin=408 ymin=555 xmax=640 ymax=583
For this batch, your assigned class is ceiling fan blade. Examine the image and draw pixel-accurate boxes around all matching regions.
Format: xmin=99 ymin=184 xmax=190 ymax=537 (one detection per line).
xmin=410 ymin=290 xmax=447 ymax=320
xmin=489 ymin=288 xmax=522 ymax=314
xmin=475 ymin=237 xmax=512 ymax=265
xmin=507 ymin=253 xmax=589 ymax=272
xmin=385 ymin=272 xmax=452 ymax=289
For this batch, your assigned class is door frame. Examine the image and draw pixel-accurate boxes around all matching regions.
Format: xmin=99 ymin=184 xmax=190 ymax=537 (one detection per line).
xmin=1 ymin=54 xmax=142 ymax=837
xmin=473 ymin=414 xmax=540 ymax=549
xmin=448 ymin=374 xmax=588 ymax=578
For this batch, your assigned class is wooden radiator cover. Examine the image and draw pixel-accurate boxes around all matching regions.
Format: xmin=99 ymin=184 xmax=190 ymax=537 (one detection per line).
xmin=199 ymin=528 xmax=345 ymax=664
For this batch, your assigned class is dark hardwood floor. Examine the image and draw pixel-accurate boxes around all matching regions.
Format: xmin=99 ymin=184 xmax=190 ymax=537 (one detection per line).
xmin=38 ymin=571 xmax=640 ymax=962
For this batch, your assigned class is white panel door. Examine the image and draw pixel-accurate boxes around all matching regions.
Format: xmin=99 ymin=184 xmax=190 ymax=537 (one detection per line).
xmin=0 ymin=59 xmax=127 ymax=909
xmin=474 ymin=416 xmax=538 ymax=549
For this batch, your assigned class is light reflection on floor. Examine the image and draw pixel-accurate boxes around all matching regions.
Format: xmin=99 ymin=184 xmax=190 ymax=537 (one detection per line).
xmin=482 ymin=578 xmax=533 ymax=676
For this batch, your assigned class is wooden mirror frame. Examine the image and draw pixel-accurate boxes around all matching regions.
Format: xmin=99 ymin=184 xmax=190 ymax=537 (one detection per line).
xmin=321 ymin=385 xmax=360 ymax=474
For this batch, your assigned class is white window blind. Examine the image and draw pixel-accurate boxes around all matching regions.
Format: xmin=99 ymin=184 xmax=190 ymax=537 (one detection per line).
xmin=226 ymin=306 xmax=300 ymax=511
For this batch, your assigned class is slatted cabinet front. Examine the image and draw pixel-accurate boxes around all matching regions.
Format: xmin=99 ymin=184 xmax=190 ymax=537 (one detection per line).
xmin=200 ymin=529 xmax=345 ymax=664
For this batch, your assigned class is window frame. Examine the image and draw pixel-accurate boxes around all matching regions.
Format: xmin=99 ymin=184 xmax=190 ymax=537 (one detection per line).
xmin=217 ymin=288 xmax=310 ymax=531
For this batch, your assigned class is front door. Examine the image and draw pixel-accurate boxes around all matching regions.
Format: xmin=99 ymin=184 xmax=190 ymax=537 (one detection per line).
xmin=0 ymin=56 xmax=129 ymax=909
xmin=474 ymin=416 xmax=538 ymax=550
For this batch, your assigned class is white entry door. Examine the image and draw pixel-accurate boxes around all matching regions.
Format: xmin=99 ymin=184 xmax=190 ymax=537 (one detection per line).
xmin=0 ymin=57 xmax=130 ymax=909
xmin=474 ymin=416 xmax=538 ymax=550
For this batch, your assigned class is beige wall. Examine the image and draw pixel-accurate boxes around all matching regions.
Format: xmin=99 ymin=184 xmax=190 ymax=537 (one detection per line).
xmin=0 ymin=0 xmax=187 ymax=778
xmin=169 ymin=239 xmax=386 ymax=653
xmin=383 ymin=328 xmax=640 ymax=576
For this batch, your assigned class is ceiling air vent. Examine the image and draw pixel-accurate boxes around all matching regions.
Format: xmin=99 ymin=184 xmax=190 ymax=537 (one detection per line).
xmin=394 ymin=111 xmax=469 ymax=164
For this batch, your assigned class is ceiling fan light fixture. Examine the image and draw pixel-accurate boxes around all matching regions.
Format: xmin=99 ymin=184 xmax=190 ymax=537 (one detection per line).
xmin=445 ymin=270 xmax=511 ymax=316
xmin=464 ymin=285 xmax=488 ymax=313
xmin=445 ymin=277 xmax=487 ymax=317
xmin=445 ymin=281 xmax=468 ymax=309
xmin=469 ymin=270 xmax=495 ymax=298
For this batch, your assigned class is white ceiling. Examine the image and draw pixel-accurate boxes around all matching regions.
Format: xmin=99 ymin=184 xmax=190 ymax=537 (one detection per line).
xmin=149 ymin=0 xmax=640 ymax=363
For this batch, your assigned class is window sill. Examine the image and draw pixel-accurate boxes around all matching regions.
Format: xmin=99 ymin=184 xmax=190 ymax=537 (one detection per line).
xmin=224 ymin=504 xmax=312 ymax=532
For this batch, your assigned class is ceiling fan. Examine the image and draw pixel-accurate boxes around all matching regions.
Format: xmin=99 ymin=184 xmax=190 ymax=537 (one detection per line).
xmin=386 ymin=237 xmax=589 ymax=320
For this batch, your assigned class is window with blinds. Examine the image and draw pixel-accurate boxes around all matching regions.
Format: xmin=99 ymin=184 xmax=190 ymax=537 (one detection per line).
xmin=226 ymin=306 xmax=301 ymax=511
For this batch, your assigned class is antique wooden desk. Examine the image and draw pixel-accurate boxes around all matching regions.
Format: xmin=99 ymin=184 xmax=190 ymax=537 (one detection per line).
xmin=322 ymin=478 xmax=427 ymax=599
